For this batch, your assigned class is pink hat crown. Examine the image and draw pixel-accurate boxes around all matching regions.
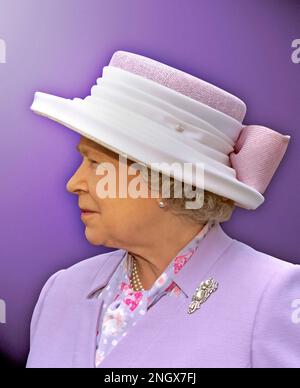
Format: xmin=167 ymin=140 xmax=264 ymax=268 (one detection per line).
xmin=109 ymin=51 xmax=246 ymax=123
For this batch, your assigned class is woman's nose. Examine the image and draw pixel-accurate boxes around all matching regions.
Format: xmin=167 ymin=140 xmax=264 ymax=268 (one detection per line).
xmin=66 ymin=163 xmax=88 ymax=194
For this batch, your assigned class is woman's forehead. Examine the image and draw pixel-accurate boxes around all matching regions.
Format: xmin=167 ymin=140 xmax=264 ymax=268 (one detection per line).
xmin=79 ymin=137 xmax=116 ymax=156
xmin=80 ymin=136 xmax=101 ymax=149
xmin=78 ymin=136 xmax=137 ymax=165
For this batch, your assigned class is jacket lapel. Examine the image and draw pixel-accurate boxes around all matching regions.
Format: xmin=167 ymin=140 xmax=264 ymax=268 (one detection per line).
xmin=72 ymin=298 xmax=104 ymax=368
xmin=72 ymin=249 xmax=126 ymax=368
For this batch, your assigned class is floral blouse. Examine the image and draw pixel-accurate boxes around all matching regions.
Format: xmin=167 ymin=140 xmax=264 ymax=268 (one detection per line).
xmin=95 ymin=221 xmax=216 ymax=367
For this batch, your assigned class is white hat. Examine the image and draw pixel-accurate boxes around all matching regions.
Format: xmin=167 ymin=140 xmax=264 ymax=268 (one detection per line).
xmin=30 ymin=50 xmax=290 ymax=210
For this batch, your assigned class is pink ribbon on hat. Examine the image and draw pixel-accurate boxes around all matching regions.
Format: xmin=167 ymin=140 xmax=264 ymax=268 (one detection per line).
xmin=229 ymin=125 xmax=290 ymax=194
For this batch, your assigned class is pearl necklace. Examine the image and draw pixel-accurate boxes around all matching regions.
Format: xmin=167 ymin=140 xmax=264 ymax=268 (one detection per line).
xmin=130 ymin=254 xmax=145 ymax=292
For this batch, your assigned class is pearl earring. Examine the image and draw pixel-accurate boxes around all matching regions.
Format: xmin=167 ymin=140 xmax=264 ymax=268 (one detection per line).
xmin=159 ymin=201 xmax=166 ymax=208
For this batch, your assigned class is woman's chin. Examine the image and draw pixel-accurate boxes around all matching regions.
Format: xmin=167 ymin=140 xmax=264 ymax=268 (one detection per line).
xmin=84 ymin=228 xmax=104 ymax=246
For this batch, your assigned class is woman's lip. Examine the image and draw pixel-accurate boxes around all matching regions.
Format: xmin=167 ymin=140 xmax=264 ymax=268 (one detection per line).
xmin=81 ymin=211 xmax=97 ymax=218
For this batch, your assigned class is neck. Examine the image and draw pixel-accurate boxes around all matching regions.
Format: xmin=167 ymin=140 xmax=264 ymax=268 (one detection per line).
xmin=128 ymin=219 xmax=205 ymax=291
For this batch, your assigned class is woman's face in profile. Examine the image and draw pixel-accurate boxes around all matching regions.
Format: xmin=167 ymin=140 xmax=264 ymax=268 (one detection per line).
xmin=66 ymin=136 xmax=160 ymax=248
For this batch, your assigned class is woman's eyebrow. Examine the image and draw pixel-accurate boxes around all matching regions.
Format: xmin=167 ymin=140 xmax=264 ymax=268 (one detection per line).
xmin=76 ymin=144 xmax=90 ymax=156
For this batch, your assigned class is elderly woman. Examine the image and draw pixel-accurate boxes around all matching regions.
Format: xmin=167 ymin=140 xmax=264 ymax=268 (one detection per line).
xmin=26 ymin=51 xmax=300 ymax=368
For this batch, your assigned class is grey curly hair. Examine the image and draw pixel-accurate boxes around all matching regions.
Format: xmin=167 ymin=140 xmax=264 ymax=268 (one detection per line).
xmin=133 ymin=162 xmax=235 ymax=224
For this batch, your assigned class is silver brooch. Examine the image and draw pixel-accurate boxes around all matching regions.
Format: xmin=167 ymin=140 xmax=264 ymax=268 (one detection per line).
xmin=188 ymin=278 xmax=219 ymax=314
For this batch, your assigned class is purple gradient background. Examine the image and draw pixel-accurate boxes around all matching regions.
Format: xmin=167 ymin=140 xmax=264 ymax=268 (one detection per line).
xmin=0 ymin=0 xmax=299 ymax=366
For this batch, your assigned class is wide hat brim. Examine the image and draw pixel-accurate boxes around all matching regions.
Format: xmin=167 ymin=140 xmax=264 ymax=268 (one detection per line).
xmin=30 ymin=88 xmax=264 ymax=210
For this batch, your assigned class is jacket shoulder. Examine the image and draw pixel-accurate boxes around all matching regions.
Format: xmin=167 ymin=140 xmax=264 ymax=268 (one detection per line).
xmin=228 ymin=237 xmax=297 ymax=279
xmin=217 ymin=235 xmax=299 ymax=313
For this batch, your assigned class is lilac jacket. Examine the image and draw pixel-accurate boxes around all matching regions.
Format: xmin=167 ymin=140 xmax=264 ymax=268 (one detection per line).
xmin=26 ymin=224 xmax=300 ymax=368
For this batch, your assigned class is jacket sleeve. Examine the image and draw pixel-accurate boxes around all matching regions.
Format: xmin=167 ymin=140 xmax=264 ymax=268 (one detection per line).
xmin=29 ymin=270 xmax=65 ymax=347
xmin=251 ymin=263 xmax=300 ymax=368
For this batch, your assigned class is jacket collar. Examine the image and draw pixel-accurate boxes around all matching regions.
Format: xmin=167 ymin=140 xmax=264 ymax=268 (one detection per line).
xmin=87 ymin=249 xmax=127 ymax=299
xmin=86 ymin=223 xmax=234 ymax=300
xmin=174 ymin=222 xmax=233 ymax=298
